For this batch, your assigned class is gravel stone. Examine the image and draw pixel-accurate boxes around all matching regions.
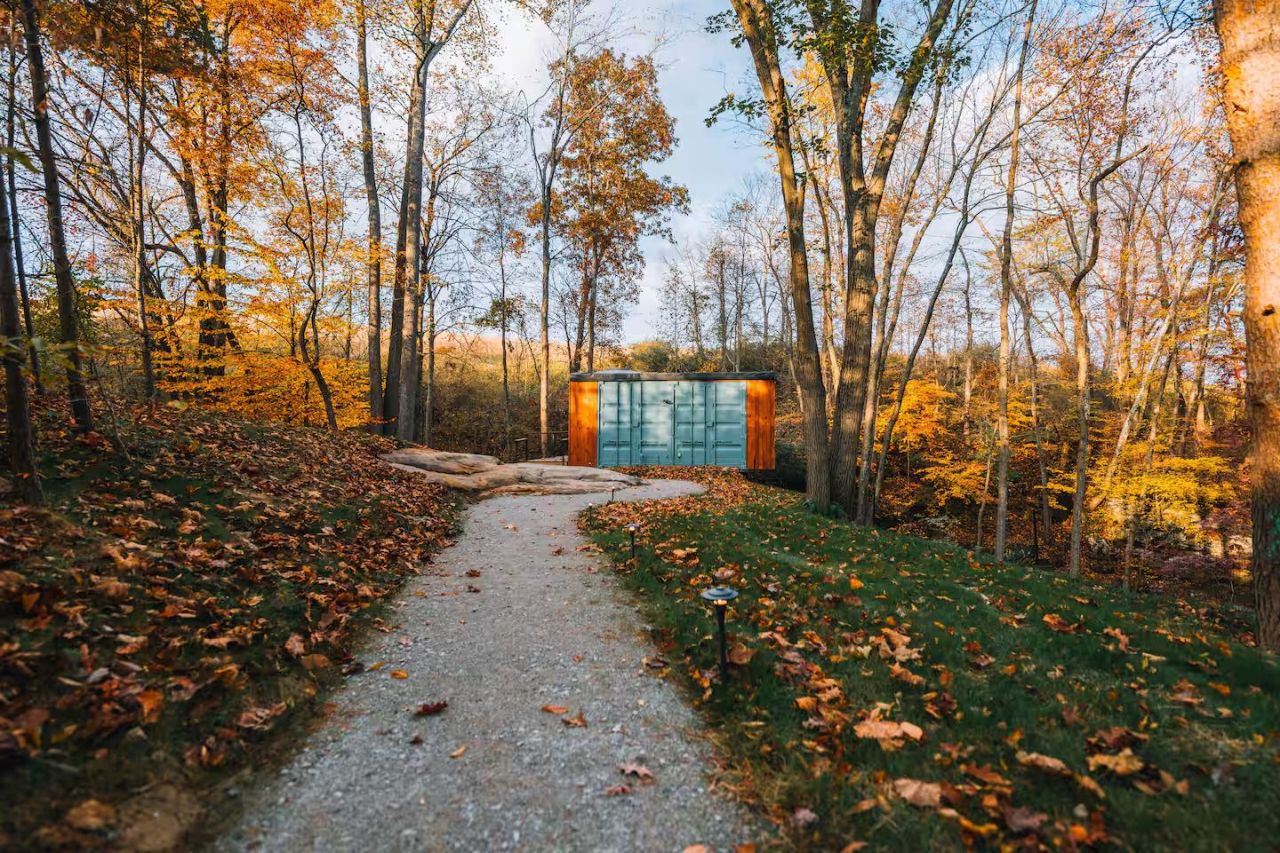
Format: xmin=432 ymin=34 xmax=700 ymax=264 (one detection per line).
xmin=218 ymin=479 xmax=757 ymax=853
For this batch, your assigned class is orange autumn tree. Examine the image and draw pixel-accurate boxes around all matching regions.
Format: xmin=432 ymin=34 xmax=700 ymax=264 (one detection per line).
xmin=148 ymin=0 xmax=343 ymax=397
xmin=549 ymin=48 xmax=688 ymax=374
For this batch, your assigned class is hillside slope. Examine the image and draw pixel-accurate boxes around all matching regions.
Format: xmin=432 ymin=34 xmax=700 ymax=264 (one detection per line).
xmin=0 ymin=404 xmax=454 ymax=848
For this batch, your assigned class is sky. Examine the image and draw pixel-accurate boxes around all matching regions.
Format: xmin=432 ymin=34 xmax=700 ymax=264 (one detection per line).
xmin=488 ymin=0 xmax=769 ymax=343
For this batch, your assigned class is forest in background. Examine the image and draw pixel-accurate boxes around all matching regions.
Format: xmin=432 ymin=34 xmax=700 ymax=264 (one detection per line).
xmin=0 ymin=0 xmax=1272 ymax=637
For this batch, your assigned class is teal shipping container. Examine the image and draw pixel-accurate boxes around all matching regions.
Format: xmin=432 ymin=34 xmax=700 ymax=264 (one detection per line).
xmin=568 ymin=370 xmax=776 ymax=470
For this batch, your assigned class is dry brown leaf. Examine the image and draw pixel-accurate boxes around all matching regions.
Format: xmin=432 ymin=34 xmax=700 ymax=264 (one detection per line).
xmin=893 ymin=778 xmax=942 ymax=808
xmin=562 ymin=709 xmax=588 ymax=728
xmin=890 ymin=663 xmax=925 ymax=687
xmin=619 ymin=761 xmax=655 ymax=782
xmin=1016 ymin=750 xmax=1072 ymax=777
xmin=301 ymin=654 xmax=331 ymax=671
xmin=1003 ymin=805 xmax=1048 ymax=835
xmin=854 ymin=718 xmax=924 ymax=749
xmin=136 ymin=689 xmax=165 ymax=724
xmin=542 ymin=704 xmax=570 ymax=715
xmin=284 ymin=633 xmax=306 ymax=656
xmin=1086 ymin=748 xmax=1144 ymax=776
xmin=237 ymin=702 xmax=287 ymax=732
xmin=1076 ymin=773 xmax=1107 ymax=798
xmin=65 ymin=800 xmax=116 ymax=831
xmin=449 ymin=744 xmax=467 ymax=759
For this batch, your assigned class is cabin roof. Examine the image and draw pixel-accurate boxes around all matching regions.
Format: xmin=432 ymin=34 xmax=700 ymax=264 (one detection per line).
xmin=570 ymin=370 xmax=777 ymax=382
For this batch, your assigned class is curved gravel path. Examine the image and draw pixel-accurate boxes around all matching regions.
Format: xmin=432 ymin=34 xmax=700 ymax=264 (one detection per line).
xmin=220 ymin=479 xmax=757 ymax=853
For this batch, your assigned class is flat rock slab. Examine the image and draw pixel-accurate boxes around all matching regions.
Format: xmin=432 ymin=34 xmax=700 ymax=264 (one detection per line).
xmin=383 ymin=448 xmax=641 ymax=495
xmin=220 ymin=480 xmax=756 ymax=853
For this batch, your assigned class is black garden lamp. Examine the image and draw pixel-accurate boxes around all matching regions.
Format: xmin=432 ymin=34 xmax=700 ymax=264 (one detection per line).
xmin=700 ymin=586 xmax=739 ymax=680
xmin=627 ymin=523 xmax=639 ymax=562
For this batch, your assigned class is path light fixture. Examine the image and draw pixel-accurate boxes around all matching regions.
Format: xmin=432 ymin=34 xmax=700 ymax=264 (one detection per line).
xmin=627 ymin=523 xmax=638 ymax=562
xmin=700 ymin=586 xmax=739 ymax=680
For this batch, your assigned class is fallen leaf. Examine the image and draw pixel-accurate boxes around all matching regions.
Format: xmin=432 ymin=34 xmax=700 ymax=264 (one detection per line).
xmin=854 ymin=718 xmax=924 ymax=749
xmin=1075 ymin=773 xmax=1106 ymax=798
xmin=65 ymin=800 xmax=116 ymax=831
xmin=619 ymin=761 xmax=655 ymax=782
xmin=605 ymin=784 xmax=632 ymax=796
xmin=562 ymin=709 xmax=587 ymax=728
xmin=1043 ymin=613 xmax=1084 ymax=634
xmin=390 ymin=669 xmax=409 ymax=680
xmin=301 ymin=654 xmax=331 ymax=671
xmin=1102 ymin=626 xmax=1131 ymax=651
xmin=1087 ymin=748 xmax=1144 ymax=776
xmin=1003 ymin=805 xmax=1048 ymax=834
xmin=284 ymin=633 xmax=307 ymax=656
xmin=449 ymin=744 xmax=467 ymax=759
xmin=542 ymin=704 xmax=570 ymax=715
xmin=893 ymin=778 xmax=942 ymax=808
xmin=890 ymin=663 xmax=925 ymax=687
xmin=136 ymin=689 xmax=165 ymax=724
xmin=791 ymin=807 xmax=819 ymax=827
xmin=414 ymin=701 xmax=448 ymax=717
xmin=237 ymin=702 xmax=286 ymax=732
xmin=1016 ymin=750 xmax=1072 ymax=777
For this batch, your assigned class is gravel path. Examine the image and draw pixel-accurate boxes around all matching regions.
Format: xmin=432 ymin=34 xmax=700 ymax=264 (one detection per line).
xmin=219 ymin=479 xmax=757 ymax=853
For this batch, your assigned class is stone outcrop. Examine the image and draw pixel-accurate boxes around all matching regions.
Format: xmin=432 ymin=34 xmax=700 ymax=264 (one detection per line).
xmin=383 ymin=448 xmax=641 ymax=496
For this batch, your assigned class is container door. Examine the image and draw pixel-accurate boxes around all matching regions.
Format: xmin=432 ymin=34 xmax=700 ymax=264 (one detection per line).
xmin=634 ymin=380 xmax=675 ymax=465
xmin=707 ymin=381 xmax=748 ymax=468
xmin=597 ymin=381 xmax=634 ymax=466
xmin=673 ymin=381 xmax=708 ymax=465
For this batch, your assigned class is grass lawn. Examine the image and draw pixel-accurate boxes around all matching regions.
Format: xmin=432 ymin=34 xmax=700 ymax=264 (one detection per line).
xmin=583 ymin=470 xmax=1280 ymax=851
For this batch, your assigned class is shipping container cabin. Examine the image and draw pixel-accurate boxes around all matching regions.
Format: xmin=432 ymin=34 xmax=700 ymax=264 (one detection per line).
xmin=568 ymin=370 xmax=776 ymax=470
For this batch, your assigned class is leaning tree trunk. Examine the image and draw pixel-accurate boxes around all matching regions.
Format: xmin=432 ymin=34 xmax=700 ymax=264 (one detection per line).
xmin=1214 ymin=0 xmax=1280 ymax=650
xmin=20 ymin=0 xmax=92 ymax=431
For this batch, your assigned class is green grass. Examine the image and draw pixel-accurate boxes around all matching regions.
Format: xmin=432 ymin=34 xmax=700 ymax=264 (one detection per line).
xmin=583 ymin=478 xmax=1280 ymax=851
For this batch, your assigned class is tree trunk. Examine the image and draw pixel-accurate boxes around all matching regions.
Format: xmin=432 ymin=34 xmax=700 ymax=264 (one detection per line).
xmin=384 ymin=11 xmax=429 ymax=435
xmin=357 ymin=0 xmax=384 ymax=428
xmin=1214 ymin=0 xmax=1280 ymax=649
xmin=1067 ymin=290 xmax=1091 ymax=577
xmin=20 ymin=0 xmax=92 ymax=431
xmin=0 ymin=108 xmax=39 ymax=503
xmin=732 ymin=0 xmax=830 ymax=508
xmin=995 ymin=0 xmax=1037 ymax=561
xmin=6 ymin=24 xmax=36 ymax=391
xmin=395 ymin=42 xmax=432 ymax=442
xmin=539 ymin=185 xmax=552 ymax=456
xmin=132 ymin=20 xmax=156 ymax=401
xmin=1012 ymin=276 xmax=1054 ymax=550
